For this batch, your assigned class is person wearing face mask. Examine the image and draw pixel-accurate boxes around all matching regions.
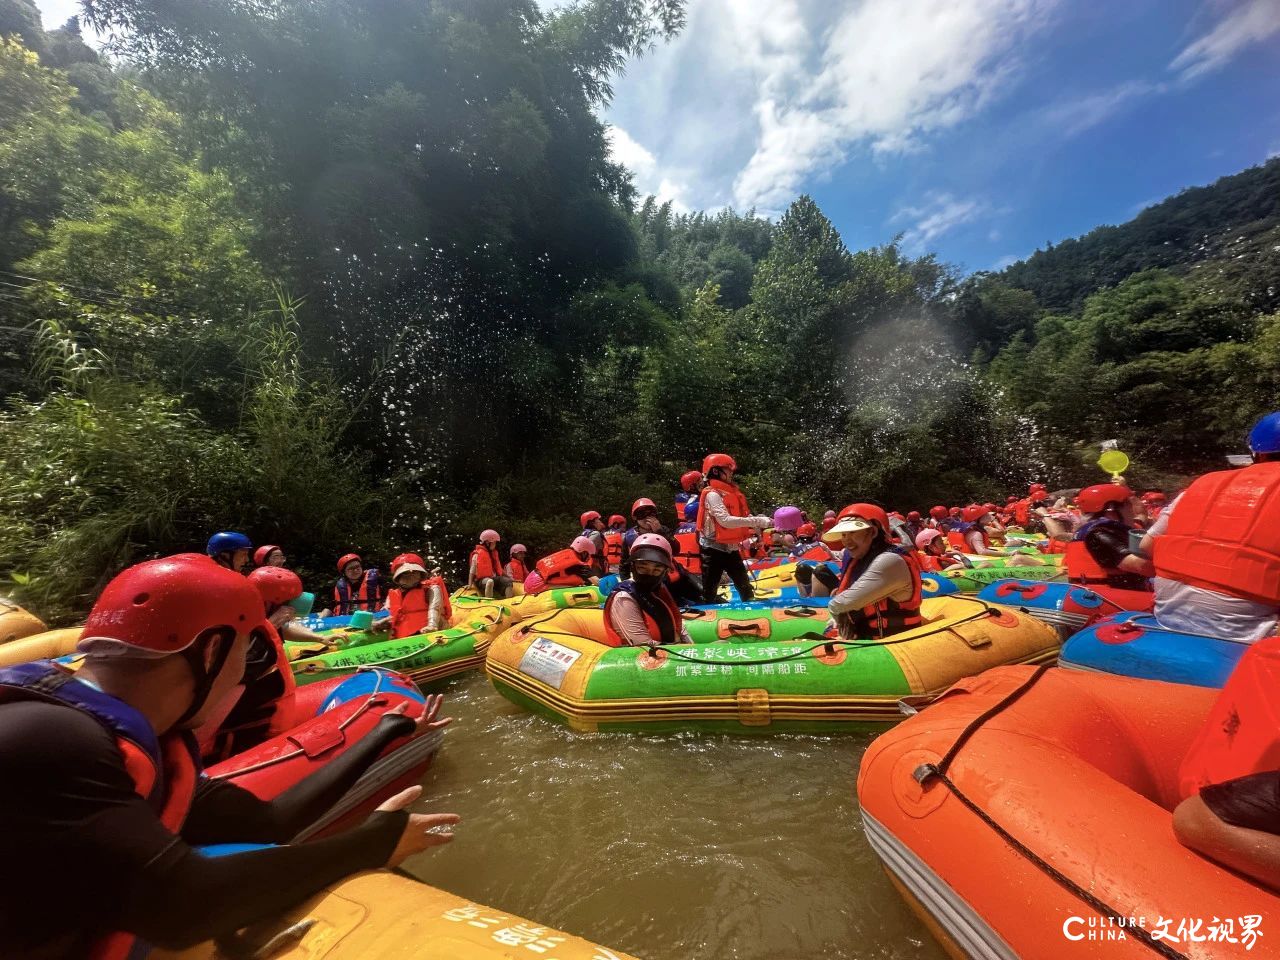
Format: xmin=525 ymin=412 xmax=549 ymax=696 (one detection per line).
xmin=0 ymin=554 xmax=459 ymax=959
xmin=823 ymin=503 xmax=924 ymax=641
xmin=602 ymin=534 xmax=693 ymax=647
xmin=696 ymin=453 xmax=773 ymax=603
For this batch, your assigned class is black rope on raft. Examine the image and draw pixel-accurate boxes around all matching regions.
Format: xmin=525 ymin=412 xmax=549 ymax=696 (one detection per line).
xmin=912 ymin=663 xmax=1191 ymax=960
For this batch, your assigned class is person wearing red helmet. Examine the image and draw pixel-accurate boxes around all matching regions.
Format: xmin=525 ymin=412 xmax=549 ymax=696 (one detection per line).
xmin=253 ymin=544 xmax=286 ymax=568
xmin=527 ymin=536 xmax=600 ymax=594
xmin=578 ymin=510 xmax=609 ymax=577
xmin=926 ymin=505 xmax=949 ymax=530
xmin=601 ymin=534 xmax=693 ymax=647
xmin=791 ymin=521 xmax=839 ymax=566
xmin=1064 ymin=484 xmax=1154 ymax=591
xmin=696 ymin=453 xmax=772 ymax=602
xmin=505 ymin=544 xmax=531 ymax=583
xmin=821 ymin=503 xmax=923 ymax=640
xmin=0 ymin=555 xmax=459 ymax=958
xmin=603 ymin=515 xmax=626 ymax=574
xmin=468 ymin=529 xmax=513 ymax=599
xmin=383 ymin=553 xmax=452 ymax=639
xmin=673 ymin=500 xmax=703 ymax=577
xmin=330 ymin=552 xmax=384 ymax=616
xmin=902 ymin=510 xmax=924 ymax=544
xmin=1140 ymin=490 xmax=1167 ymax=523
xmin=621 ymin=498 xmax=704 ymax=604
xmin=946 ymin=504 xmax=1000 ymax=556
xmin=674 ymin=469 xmax=705 ymax=526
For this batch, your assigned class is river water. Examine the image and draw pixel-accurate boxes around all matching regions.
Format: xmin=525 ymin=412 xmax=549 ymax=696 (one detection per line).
xmin=404 ymin=672 xmax=947 ymax=960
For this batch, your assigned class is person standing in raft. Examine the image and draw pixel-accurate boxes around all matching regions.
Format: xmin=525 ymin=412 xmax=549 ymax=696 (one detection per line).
xmin=207 ymin=531 xmax=254 ymax=574
xmin=525 ymin=536 xmax=599 ymax=594
xmin=1140 ymin=411 xmax=1280 ymax=643
xmin=384 ymin=553 xmax=452 ymax=638
xmin=505 ymin=543 xmax=531 ymax=583
xmin=696 ymin=453 xmax=773 ymax=603
xmin=468 ymin=529 xmax=513 ymax=599
xmin=331 ymin=552 xmax=384 ymax=615
xmin=579 ymin=510 xmax=609 ymax=578
xmin=0 ymin=554 xmax=459 ymax=959
xmin=1066 ymin=484 xmax=1154 ymax=591
xmin=823 ymin=503 xmax=924 ymax=641
xmin=602 ymin=534 xmax=693 ymax=647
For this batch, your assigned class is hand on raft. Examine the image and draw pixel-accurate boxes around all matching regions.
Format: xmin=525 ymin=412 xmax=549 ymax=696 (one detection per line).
xmin=387 ymin=694 xmax=453 ymax=738
xmin=376 ymin=785 xmax=461 ymax=868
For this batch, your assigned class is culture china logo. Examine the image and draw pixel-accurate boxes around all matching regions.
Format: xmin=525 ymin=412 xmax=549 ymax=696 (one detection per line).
xmin=1062 ymin=914 xmax=1263 ymax=949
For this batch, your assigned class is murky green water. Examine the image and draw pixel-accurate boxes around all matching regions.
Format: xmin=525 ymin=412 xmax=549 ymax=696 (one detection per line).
xmin=404 ymin=672 xmax=947 ymax=960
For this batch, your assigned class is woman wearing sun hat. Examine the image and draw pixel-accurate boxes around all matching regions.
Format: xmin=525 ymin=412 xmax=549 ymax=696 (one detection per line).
xmin=823 ymin=503 xmax=924 ymax=641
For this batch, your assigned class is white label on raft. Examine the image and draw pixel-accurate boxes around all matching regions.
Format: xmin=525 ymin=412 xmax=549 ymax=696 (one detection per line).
xmin=519 ymin=637 xmax=581 ymax=689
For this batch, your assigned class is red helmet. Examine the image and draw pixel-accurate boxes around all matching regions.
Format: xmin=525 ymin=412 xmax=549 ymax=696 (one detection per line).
xmin=961 ymin=504 xmax=989 ymax=523
xmin=821 ymin=516 xmax=837 ymax=532
xmin=680 ymin=470 xmax=703 ymax=492
xmin=906 ymin=511 xmax=921 ymax=521
xmin=580 ymin=510 xmax=602 ymax=528
xmin=608 ymin=514 xmax=626 ymax=526
xmin=571 ymin=535 xmax=596 ymax=556
xmin=797 ymin=522 xmax=817 ymax=538
xmin=248 ymin=566 xmax=303 ymax=608
xmin=336 ymin=553 xmax=362 ymax=574
xmin=702 ymin=453 xmax=737 ymax=475
xmin=390 ymin=552 xmax=428 ymax=579
xmin=983 ymin=503 xmax=997 ymax=514
xmin=1030 ymin=482 xmax=1047 ymax=494
xmin=949 ymin=507 xmax=962 ymax=517
xmin=929 ymin=505 xmax=947 ymax=519
xmin=253 ymin=545 xmax=282 ymax=567
xmin=827 ymin=503 xmax=889 ymax=538
xmin=79 ymin=554 xmax=267 ymax=657
xmin=1006 ymin=495 xmax=1019 ymax=504
xmin=631 ymin=497 xmax=658 ymax=519
xmin=823 ymin=510 xmax=837 ymax=520
xmin=630 ymin=533 xmax=673 ymax=565
xmin=1141 ymin=491 xmax=1166 ymax=504
xmin=1077 ymin=483 xmax=1134 ymax=514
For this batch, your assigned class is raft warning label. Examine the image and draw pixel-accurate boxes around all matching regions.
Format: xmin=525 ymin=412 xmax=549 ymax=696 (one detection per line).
xmin=520 ymin=637 xmax=581 ymax=689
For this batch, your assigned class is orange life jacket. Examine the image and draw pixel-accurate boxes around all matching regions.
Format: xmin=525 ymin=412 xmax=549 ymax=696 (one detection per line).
xmin=602 ymin=581 xmax=682 ymax=647
xmin=506 ymin=557 xmax=529 ymax=582
xmin=918 ymin=551 xmax=962 ymax=573
xmin=603 ymin=531 xmax=624 ymax=566
xmin=1153 ymin=462 xmax=1280 ymax=606
xmin=1065 ymin=520 xmax=1151 ymax=591
xmin=673 ymin=529 xmax=703 ymax=575
xmin=332 ymin=570 xmax=380 ymax=615
xmin=1179 ymin=634 xmax=1280 ymax=799
xmin=837 ymin=549 xmax=924 ymax=639
xmin=471 ymin=544 xmax=504 ymax=581
xmin=387 ymin=576 xmax=451 ymax=639
xmin=535 ymin=548 xmax=590 ymax=587
xmin=696 ymin=479 xmax=753 ymax=546
xmin=1013 ymin=498 xmax=1032 ymax=527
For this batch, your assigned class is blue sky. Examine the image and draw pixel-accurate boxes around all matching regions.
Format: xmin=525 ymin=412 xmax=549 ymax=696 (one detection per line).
xmin=36 ymin=0 xmax=1280 ymax=274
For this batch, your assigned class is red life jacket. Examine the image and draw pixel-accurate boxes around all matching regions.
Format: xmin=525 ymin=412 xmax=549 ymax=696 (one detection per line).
xmin=333 ymin=569 xmax=380 ymax=615
xmin=603 ymin=531 xmax=624 ymax=566
xmin=602 ymin=581 xmax=682 ymax=647
xmin=795 ymin=543 xmax=833 ymax=562
xmin=506 ymin=557 xmax=529 ymax=582
xmin=673 ymin=529 xmax=703 ymax=575
xmin=1013 ymin=498 xmax=1032 ymax=527
xmin=535 ymin=548 xmax=590 ymax=587
xmin=0 ymin=661 xmax=200 ymax=960
xmin=471 ymin=544 xmax=504 ymax=581
xmin=388 ymin=576 xmax=451 ymax=639
xmin=837 ymin=549 xmax=924 ymax=639
xmin=1179 ymin=634 xmax=1280 ymax=799
xmin=945 ymin=529 xmax=967 ymax=551
xmin=696 ymin=479 xmax=753 ymax=546
xmin=1153 ymin=462 xmax=1280 ymax=606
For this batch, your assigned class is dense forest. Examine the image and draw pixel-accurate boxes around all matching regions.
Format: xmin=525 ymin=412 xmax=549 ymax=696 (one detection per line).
xmin=1 ymin=0 xmax=1277 ymax=620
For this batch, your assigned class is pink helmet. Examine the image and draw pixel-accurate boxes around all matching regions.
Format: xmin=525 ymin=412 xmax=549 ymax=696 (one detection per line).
xmin=823 ymin=509 xmax=837 ymax=520
xmin=772 ymin=505 xmax=804 ymax=532
xmin=480 ymin=529 xmax=500 ymax=543
xmin=510 ymin=543 xmax=527 ymax=555
xmin=630 ymin=532 xmax=673 ymax=566
xmin=571 ymin=536 xmax=596 ymax=556
xmin=915 ymin=529 xmax=946 ymax=551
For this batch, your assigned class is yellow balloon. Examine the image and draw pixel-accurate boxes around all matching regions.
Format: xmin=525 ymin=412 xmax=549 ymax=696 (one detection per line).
xmin=1097 ymin=450 xmax=1129 ymax=475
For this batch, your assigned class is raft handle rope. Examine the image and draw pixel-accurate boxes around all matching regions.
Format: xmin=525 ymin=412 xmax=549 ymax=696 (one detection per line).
xmin=211 ymin=667 xmax=396 ymax=781
xmin=911 ymin=663 xmax=1191 ymax=960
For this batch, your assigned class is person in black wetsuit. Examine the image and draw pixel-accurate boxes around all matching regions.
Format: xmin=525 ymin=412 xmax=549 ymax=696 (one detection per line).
xmin=0 ymin=553 xmax=459 ymax=959
xmin=1065 ymin=483 xmax=1154 ymax=591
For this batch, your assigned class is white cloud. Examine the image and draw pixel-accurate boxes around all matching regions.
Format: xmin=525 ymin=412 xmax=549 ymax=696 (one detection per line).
xmin=1170 ymin=0 xmax=1280 ymax=81
xmin=1268 ymin=142 xmax=1280 ymax=160
xmin=605 ymin=125 xmax=691 ymax=212
xmin=893 ymin=192 xmax=989 ymax=251
xmin=992 ymin=253 xmax=1023 ymax=270
xmin=1041 ymin=81 xmax=1162 ymax=137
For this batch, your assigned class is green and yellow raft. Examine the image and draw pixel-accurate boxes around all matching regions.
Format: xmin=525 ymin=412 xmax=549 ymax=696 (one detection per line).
xmin=485 ymin=597 xmax=1059 ymax=734
xmin=924 ymin=563 xmax=1066 ymax=595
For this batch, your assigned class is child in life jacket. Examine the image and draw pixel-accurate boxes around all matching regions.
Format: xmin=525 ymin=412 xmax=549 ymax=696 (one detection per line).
xmin=384 ymin=553 xmax=451 ymax=639
xmin=915 ymin=529 xmax=965 ymax=572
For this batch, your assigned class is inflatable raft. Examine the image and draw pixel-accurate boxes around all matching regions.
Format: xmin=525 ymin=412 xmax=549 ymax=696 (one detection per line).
xmin=0 ymin=598 xmax=46 ymax=644
xmin=922 ymin=564 xmax=1066 ymax=596
xmin=485 ymin=598 xmax=1058 ymax=734
xmin=857 ymin=665 xmax=1272 ymax=960
xmin=1059 ymin=611 xmax=1247 ymax=688
xmin=451 ymin=585 xmax=602 ymax=624
xmin=149 ymin=870 xmax=637 ymax=960
xmin=976 ymin=580 xmax=1153 ymax=636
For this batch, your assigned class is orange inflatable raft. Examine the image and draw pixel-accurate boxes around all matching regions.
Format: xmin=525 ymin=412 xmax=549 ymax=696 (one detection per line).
xmin=857 ymin=665 xmax=1278 ymax=959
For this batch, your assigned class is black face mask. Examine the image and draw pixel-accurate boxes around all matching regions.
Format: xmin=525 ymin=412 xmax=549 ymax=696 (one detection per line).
xmin=632 ymin=572 xmax=664 ymax=592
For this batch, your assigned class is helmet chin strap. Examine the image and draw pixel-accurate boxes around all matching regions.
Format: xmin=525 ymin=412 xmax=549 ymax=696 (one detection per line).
xmin=175 ymin=630 xmax=237 ymax=727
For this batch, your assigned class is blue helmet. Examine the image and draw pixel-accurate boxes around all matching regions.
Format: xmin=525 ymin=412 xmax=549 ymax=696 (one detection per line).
xmin=1248 ymin=412 xmax=1280 ymax=456
xmin=684 ymin=500 xmax=698 ymax=522
xmin=207 ymin=531 xmax=252 ymax=556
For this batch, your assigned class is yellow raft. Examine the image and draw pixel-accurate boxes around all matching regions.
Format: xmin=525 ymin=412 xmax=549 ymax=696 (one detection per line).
xmin=151 ymin=870 xmax=637 ymax=959
xmin=0 ymin=625 xmax=81 ymax=668
xmin=0 ymin=598 xmax=47 ymax=645
xmin=485 ymin=597 xmax=1060 ymax=734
